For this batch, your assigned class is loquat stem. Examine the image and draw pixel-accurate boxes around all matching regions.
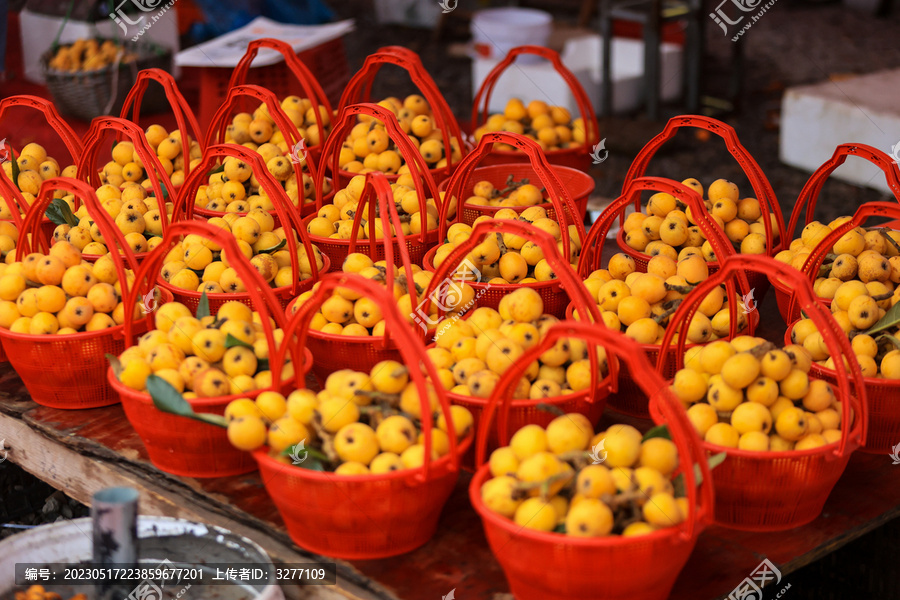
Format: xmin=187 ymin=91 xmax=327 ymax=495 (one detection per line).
xmin=652 ymin=299 xmax=683 ymax=324
xmin=880 ymin=228 xmax=900 ymax=254
xmin=310 ymin=413 xmax=338 ymax=465
xmin=664 ymin=282 xmax=695 ymax=294
xmin=354 ymin=390 xmax=401 ymax=406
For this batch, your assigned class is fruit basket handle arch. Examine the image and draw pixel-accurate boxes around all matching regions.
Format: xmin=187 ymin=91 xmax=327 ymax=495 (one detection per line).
xmin=78 ymin=116 xmax=176 ymax=238
xmin=338 ymin=50 xmax=464 ymax=170
xmin=228 ymin=38 xmax=334 ymax=148
xmin=659 ymin=254 xmax=868 ymax=458
xmin=206 ymin=84 xmax=319 ymax=192
xmin=479 ymin=319 xmax=713 ymax=541
xmin=786 ymin=143 xmax=900 ymax=241
xmin=440 ymin=131 xmax=586 ymax=257
xmin=119 ymin=68 xmax=204 ymax=180
xmin=0 ymin=95 xmax=83 ymax=163
xmin=622 ymin=115 xmax=782 ymax=256
xmin=173 ymin=143 xmax=324 ymax=298
xmin=0 ymin=168 xmax=28 ymax=231
xmin=471 ymin=45 xmax=600 ymax=149
xmin=124 ymin=219 xmax=297 ymax=379
xmin=18 ymin=178 xmax=141 ymax=326
xmin=276 ymin=271 xmax=461 ymax=482
xmin=316 ymin=102 xmax=442 ymax=220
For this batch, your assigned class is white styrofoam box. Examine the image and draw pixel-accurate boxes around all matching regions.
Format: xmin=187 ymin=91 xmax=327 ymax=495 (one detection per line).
xmin=373 ymin=0 xmax=442 ymax=27
xmin=471 ymin=8 xmax=552 ymax=64
xmin=780 ymin=69 xmax=900 ymax=195
xmin=471 ymin=34 xmax=683 ymax=116
xmin=20 ymin=8 xmax=180 ymax=84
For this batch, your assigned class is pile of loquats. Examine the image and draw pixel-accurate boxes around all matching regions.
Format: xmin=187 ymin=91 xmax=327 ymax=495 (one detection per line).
xmin=621 ymin=178 xmax=777 ymax=260
xmin=672 ymin=337 xmax=843 ymax=452
xmin=481 ymin=418 xmax=688 ymax=536
xmin=158 ymin=211 xmax=325 ymax=294
xmin=224 ymin=361 xmax=474 ymax=475
xmin=0 ymin=142 xmax=74 ymax=202
xmin=221 ymin=96 xmax=333 ymax=150
xmin=0 ymin=242 xmax=141 ymax=335
xmin=337 ymin=95 xmax=463 ymax=175
xmin=474 ymin=98 xmax=587 ymax=152
xmin=462 ymin=176 xmax=552 ymax=209
xmin=426 ymin=288 xmax=608 ymax=400
xmin=100 ymin=130 xmax=200 ymax=189
xmin=115 ymin=300 xmax=294 ymax=397
xmin=576 ymin=252 xmax=748 ymax=345
xmin=47 ymin=38 xmax=135 ymax=72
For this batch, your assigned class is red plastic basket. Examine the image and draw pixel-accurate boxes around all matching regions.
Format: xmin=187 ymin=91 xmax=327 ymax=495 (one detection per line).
xmin=613 ymin=115 xmax=783 ymax=299
xmin=76 ymin=116 xmax=177 ymax=263
xmin=0 ymin=178 xmax=152 ymax=408
xmin=294 ymin=172 xmax=432 ymax=382
xmin=0 ymin=96 xmax=83 ymax=240
xmin=470 ymin=46 xmax=600 ymax=173
xmin=195 ymin=36 xmax=349 ymax=132
xmin=203 ymin=84 xmax=330 ymax=220
xmin=111 ymin=220 xmax=305 ymax=477
xmin=579 ymin=177 xmax=753 ymax=418
xmin=772 ymin=143 xmax=900 ymax=322
xmin=332 ymin=48 xmax=465 ymax=187
xmin=425 ymin=229 xmax=613 ymax=462
xmin=226 ymin=38 xmax=335 ymax=167
xmin=0 ymin=161 xmax=27 ymax=364
xmin=471 ymin=320 xmax=713 ymax=600
xmin=440 ymin=130 xmax=593 ymax=225
xmin=119 ymin=68 xmax=203 ymax=183
xmin=256 ymin=272 xmax=471 ymax=559
xmin=311 ymin=102 xmax=444 ymax=267
xmin=657 ymin=255 xmax=867 ymax=530
xmin=166 ymin=144 xmax=329 ymax=314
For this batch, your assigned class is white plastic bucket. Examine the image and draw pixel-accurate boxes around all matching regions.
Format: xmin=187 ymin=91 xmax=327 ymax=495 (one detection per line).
xmin=471 ymin=8 xmax=553 ymax=64
xmin=0 ymin=516 xmax=284 ymax=600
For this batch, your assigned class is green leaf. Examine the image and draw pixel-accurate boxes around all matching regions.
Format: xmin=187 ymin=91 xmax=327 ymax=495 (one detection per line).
xmin=866 ymin=300 xmax=900 ymax=335
xmin=106 ymin=353 xmax=123 ymax=380
xmin=878 ymin=334 xmax=900 ymax=351
xmin=673 ymin=451 xmax=726 ymax=497
xmin=196 ymin=291 xmax=210 ymax=320
xmin=207 ymin=164 xmax=225 ymax=177
xmin=552 ymin=523 xmax=567 ymax=534
xmin=225 ymin=333 xmax=253 ymax=349
xmin=642 ymin=424 xmax=671 ymax=441
xmin=10 ymin=148 xmax=19 ymax=190
xmin=257 ymin=238 xmax=286 ymax=254
xmin=535 ymin=403 xmax=566 ymax=417
xmin=146 ymin=374 xmax=228 ymax=428
xmin=296 ymin=458 xmax=325 ymax=471
xmin=45 ymin=197 xmax=79 ymax=228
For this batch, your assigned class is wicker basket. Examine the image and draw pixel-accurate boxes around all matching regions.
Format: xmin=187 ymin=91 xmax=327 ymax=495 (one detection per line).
xmin=41 ymin=39 xmax=172 ymax=121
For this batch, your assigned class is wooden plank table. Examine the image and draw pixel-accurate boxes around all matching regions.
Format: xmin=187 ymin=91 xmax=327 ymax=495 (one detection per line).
xmin=2 ymin=289 xmax=900 ymax=600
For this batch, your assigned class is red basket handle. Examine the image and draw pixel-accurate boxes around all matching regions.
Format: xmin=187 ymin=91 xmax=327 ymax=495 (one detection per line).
xmin=205 ymin=84 xmax=319 ymax=182
xmin=276 ymin=271 xmax=460 ymax=482
xmin=660 ymin=255 xmax=867 ymax=457
xmin=0 ymin=95 xmax=83 ymax=164
xmin=124 ymin=220 xmax=294 ymax=378
xmin=228 ymin=38 xmax=334 ymax=147
xmin=338 ymin=49 xmax=464 ymax=170
xmin=622 ymin=115 xmax=782 ymax=256
xmin=18 ymin=178 xmax=139 ymax=305
xmin=439 ymin=131 xmax=586 ymax=260
xmin=78 ymin=117 xmax=177 ymax=238
xmin=471 ymin=45 xmax=600 ymax=148
xmin=173 ymin=143 xmax=324 ymax=297
xmin=0 ymin=168 xmax=28 ymax=230
xmin=786 ymin=143 xmax=900 ymax=242
xmin=578 ymin=176 xmax=743 ymax=278
xmin=315 ymin=103 xmax=442 ymax=222
xmin=477 ymin=319 xmax=713 ymax=540
xmin=119 ymin=68 xmax=204 ymax=180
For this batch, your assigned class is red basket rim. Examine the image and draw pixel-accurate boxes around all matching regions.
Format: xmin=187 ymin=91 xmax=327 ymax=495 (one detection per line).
xmin=0 ymin=314 xmax=153 ymax=342
xmin=252 ymin=431 xmax=473 ymax=482
xmin=421 ymin=245 xmax=564 ymax=292
xmin=438 ymin=163 xmax=594 ymax=210
xmin=192 ymin=182 xmax=335 ymax=220
xmin=468 ymin=463 xmax=684 ymax=546
xmin=445 ymin=380 xmax=608 ymax=409
xmin=301 ymin=212 xmax=441 ymax=249
xmin=155 ymin=253 xmax=332 ymax=302
xmin=615 ymin=228 xmax=770 ymax=270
